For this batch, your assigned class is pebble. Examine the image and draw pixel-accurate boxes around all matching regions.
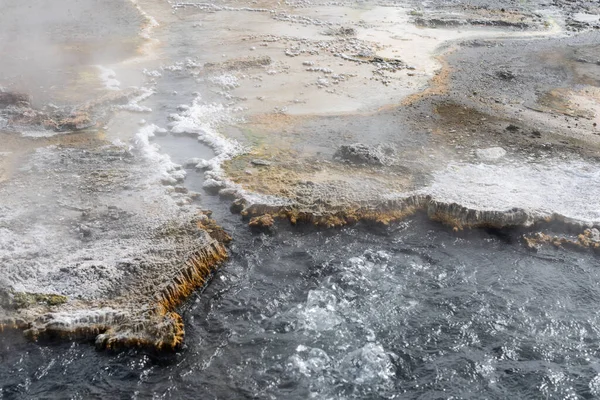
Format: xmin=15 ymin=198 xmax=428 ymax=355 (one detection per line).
xmin=476 ymin=147 xmax=507 ymax=161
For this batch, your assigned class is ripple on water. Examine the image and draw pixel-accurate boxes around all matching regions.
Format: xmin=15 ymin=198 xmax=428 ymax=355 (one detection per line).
xmin=2 ymin=221 xmax=600 ymax=399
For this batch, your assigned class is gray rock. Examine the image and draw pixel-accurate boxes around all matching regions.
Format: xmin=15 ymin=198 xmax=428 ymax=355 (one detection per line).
xmin=476 ymin=147 xmax=507 ymax=161
xmin=334 ymin=143 xmax=393 ymax=166
xmin=251 ymin=159 xmax=272 ymax=166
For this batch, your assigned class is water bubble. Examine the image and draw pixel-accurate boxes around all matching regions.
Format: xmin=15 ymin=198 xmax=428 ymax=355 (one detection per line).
xmin=339 ymin=343 xmax=395 ymax=387
xmin=590 ymin=374 xmax=600 ymax=396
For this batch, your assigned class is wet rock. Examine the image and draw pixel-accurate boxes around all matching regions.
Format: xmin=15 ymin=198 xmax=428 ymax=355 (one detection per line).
xmin=0 ymin=145 xmax=229 ymax=351
xmin=57 ymin=112 xmax=94 ymax=131
xmin=523 ymin=228 xmax=600 ymax=252
xmin=587 ymin=228 xmax=600 ymax=242
xmin=251 ymin=159 xmax=272 ymax=166
xmin=249 ymin=214 xmax=275 ymax=230
xmin=530 ymin=130 xmax=542 ymax=138
xmin=1 ymin=89 xmax=143 ymax=133
xmin=173 ymin=186 xmax=188 ymax=194
xmin=202 ymin=178 xmax=226 ymax=192
xmin=334 ymin=143 xmax=393 ymax=166
xmin=496 ymin=69 xmax=516 ymax=80
xmin=0 ymin=91 xmax=30 ymax=108
xmin=204 ymin=56 xmax=272 ymax=71
xmin=476 ymin=147 xmax=507 ymax=161
xmin=230 ymin=199 xmax=246 ymax=214
xmin=197 ymin=215 xmax=232 ymax=244
xmin=324 ymin=26 xmax=356 ymax=36
xmin=218 ymin=187 xmax=239 ymax=199
xmin=78 ymin=224 xmax=93 ymax=238
xmin=413 ymin=14 xmax=534 ymax=29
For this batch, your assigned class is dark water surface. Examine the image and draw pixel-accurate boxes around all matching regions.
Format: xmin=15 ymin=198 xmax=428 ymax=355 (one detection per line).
xmin=2 ymin=207 xmax=600 ymax=399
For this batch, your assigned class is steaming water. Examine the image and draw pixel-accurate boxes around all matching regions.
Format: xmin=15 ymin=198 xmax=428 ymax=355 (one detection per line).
xmin=2 ymin=1 xmax=600 ymax=399
xmin=2 ymin=211 xmax=600 ymax=399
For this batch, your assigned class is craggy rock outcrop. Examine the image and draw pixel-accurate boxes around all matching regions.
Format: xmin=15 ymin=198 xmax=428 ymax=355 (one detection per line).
xmin=204 ymin=55 xmax=272 ymax=71
xmin=232 ymin=193 xmax=576 ymax=230
xmin=231 ymin=172 xmax=590 ymax=230
xmin=0 ymin=88 xmax=142 ymax=134
xmin=410 ymin=5 xmax=547 ymax=30
xmin=249 ymin=214 xmax=275 ymax=230
xmin=523 ymin=228 xmax=600 ymax=252
xmin=334 ymin=143 xmax=395 ymax=166
xmin=0 ymin=142 xmax=229 ymax=350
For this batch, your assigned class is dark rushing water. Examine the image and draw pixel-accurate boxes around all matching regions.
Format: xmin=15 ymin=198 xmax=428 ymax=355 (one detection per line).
xmin=2 ymin=208 xmax=600 ymax=399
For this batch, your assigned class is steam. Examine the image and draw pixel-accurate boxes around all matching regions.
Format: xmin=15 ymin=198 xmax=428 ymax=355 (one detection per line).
xmin=0 ymin=0 xmax=144 ymax=106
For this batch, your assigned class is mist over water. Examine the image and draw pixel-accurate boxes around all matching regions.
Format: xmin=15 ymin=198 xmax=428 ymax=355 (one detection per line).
xmin=0 ymin=0 xmax=142 ymax=106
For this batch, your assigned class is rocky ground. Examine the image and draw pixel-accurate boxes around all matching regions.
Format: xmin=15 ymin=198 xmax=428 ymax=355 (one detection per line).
xmin=182 ymin=0 xmax=600 ymax=236
xmin=0 ymin=133 xmax=230 ymax=349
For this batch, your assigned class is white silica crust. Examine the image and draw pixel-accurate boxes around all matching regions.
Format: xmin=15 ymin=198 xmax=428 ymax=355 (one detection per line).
xmin=0 ymin=143 xmax=195 ymax=299
xmin=133 ymin=124 xmax=186 ymax=184
xmin=96 ymin=66 xmax=121 ymax=91
xmin=476 ymin=147 xmax=507 ymax=161
xmin=168 ymin=97 xmax=246 ymax=188
xmin=424 ymin=160 xmax=600 ymax=224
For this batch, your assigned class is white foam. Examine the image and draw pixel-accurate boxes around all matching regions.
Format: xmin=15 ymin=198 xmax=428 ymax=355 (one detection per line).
xmin=167 ymin=97 xmax=246 ymax=190
xmin=298 ymin=289 xmax=343 ymax=331
xmin=287 ymin=347 xmax=331 ymax=377
xmin=340 ymin=343 xmax=395 ymax=386
xmin=132 ymin=124 xmax=185 ymax=184
xmin=116 ymin=87 xmax=154 ymax=113
xmin=208 ymin=74 xmax=240 ymax=90
xmin=590 ymin=374 xmax=600 ymax=396
xmin=96 ymin=66 xmax=121 ymax=91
